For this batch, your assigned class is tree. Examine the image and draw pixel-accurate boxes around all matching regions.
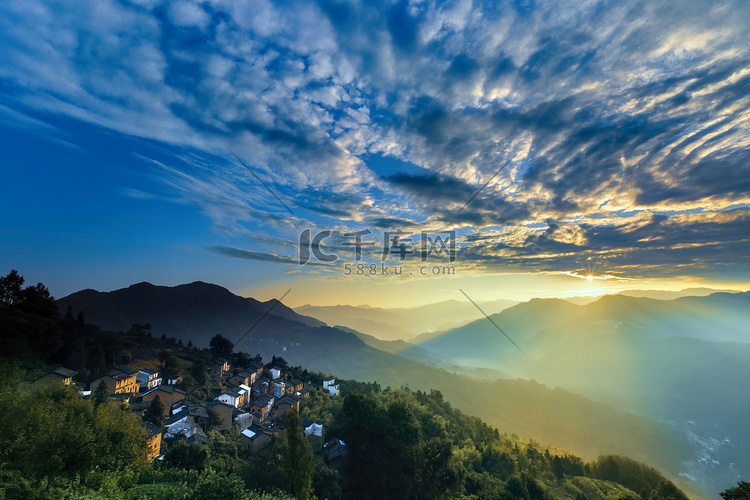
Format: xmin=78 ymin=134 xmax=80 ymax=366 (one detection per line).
xmin=0 ymin=379 xmax=148 ymax=484
xmin=552 ymin=455 xmax=565 ymax=481
xmin=720 ymin=482 xmax=750 ymax=500
xmin=270 ymin=355 xmax=288 ymax=369
xmin=93 ymin=380 xmax=109 ymax=406
xmin=158 ymin=349 xmax=179 ymax=371
xmin=143 ymin=394 xmax=165 ymax=427
xmin=280 ymin=408 xmax=314 ymax=499
xmin=191 ymin=361 xmax=208 ymax=385
xmin=19 ymin=282 xmax=59 ymax=319
xmin=649 ymin=479 xmax=689 ymax=500
xmin=205 ymin=407 xmax=223 ymax=433
xmin=0 ymin=269 xmax=24 ymax=305
xmin=209 ymin=334 xmax=234 ymax=359
xmin=164 ymin=442 xmax=208 ymax=471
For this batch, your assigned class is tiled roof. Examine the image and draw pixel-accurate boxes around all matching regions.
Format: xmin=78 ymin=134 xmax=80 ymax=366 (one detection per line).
xmin=143 ymin=385 xmax=186 ymax=396
xmin=142 ymin=421 xmax=163 ymax=437
xmin=54 ymin=367 xmax=78 ymax=377
xmin=165 ymin=408 xmax=189 ymax=426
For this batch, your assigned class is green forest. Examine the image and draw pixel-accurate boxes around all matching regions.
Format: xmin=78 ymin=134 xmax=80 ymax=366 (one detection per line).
xmin=0 ymin=271 xmax=744 ymax=499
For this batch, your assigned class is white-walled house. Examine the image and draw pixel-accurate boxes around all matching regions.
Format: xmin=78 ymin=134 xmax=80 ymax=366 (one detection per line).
xmin=216 ymin=386 xmax=248 ymax=408
xmin=323 ymin=379 xmax=339 ymax=396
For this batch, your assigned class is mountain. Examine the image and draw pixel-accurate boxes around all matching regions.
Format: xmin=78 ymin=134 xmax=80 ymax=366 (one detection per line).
xmin=413 ymin=298 xmax=583 ymax=371
xmin=413 ymin=291 xmax=750 ymax=495
xmin=561 ymin=287 xmax=740 ymax=305
xmin=58 ymin=281 xmax=326 ymax=341
xmin=618 ymin=287 xmax=741 ymax=300
xmin=294 ymin=304 xmax=416 ymax=341
xmin=57 ymin=281 xmax=697 ymax=492
xmin=414 ymin=293 xmax=750 ymax=368
xmin=295 ymin=298 xmax=518 ymax=341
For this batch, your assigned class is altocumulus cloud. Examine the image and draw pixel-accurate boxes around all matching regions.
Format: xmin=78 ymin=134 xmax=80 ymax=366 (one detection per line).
xmin=1 ymin=0 xmax=749 ymax=280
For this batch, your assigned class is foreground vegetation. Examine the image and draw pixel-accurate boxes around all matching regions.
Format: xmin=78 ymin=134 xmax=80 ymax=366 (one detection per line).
xmin=0 ymin=356 xmax=694 ymax=500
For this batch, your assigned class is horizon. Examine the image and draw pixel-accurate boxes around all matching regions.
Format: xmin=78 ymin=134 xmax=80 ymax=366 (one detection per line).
xmin=49 ymin=275 xmax=748 ymax=310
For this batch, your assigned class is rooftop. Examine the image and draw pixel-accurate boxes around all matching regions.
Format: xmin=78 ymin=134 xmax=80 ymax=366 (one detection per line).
xmin=141 ymin=421 xmax=163 ymax=438
xmin=54 ymin=367 xmax=78 ymax=378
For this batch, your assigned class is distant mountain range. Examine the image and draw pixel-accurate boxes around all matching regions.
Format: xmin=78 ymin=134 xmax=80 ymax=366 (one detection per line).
xmin=295 ymin=298 xmax=518 ymax=340
xmin=562 ymin=287 xmax=740 ymax=305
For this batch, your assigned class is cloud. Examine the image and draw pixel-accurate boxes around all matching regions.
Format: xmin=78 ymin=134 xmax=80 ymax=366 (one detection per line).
xmin=208 ymin=244 xmax=305 ymax=266
xmin=2 ymin=0 xmax=750 ymax=280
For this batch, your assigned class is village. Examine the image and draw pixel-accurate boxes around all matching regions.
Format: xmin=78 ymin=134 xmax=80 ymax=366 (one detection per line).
xmin=34 ymin=353 xmax=346 ymax=467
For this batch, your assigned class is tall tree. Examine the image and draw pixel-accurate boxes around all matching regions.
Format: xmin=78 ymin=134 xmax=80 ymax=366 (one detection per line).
xmin=143 ymin=394 xmax=165 ymax=427
xmin=0 ymin=269 xmax=24 ymax=305
xmin=281 ymin=408 xmax=314 ymax=500
xmin=209 ymin=334 xmax=234 ymax=359
xmin=93 ymin=380 xmax=109 ymax=406
xmin=205 ymin=407 xmax=223 ymax=433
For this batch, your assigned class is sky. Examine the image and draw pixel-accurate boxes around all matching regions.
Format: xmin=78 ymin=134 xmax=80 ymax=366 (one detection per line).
xmin=1 ymin=0 xmax=749 ymax=308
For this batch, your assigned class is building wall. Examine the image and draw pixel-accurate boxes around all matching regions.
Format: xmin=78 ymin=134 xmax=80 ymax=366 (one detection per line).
xmin=146 ymin=433 xmax=162 ymax=462
xmin=143 ymin=389 xmax=185 ymax=416
xmin=211 ymin=403 xmax=234 ymax=430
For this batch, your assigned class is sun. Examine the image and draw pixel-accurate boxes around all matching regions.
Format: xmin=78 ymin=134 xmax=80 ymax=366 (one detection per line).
xmin=571 ymin=257 xmax=609 ymax=281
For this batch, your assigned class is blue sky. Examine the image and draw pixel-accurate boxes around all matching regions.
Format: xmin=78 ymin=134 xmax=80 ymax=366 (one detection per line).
xmin=1 ymin=0 xmax=749 ymax=307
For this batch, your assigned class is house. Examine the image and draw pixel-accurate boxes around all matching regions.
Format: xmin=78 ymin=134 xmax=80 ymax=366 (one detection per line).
xmin=248 ymin=360 xmax=264 ymax=378
xmin=323 ymin=379 xmax=339 ymax=397
xmin=297 ymin=388 xmax=310 ymax=399
xmin=142 ymin=421 xmax=163 ymax=462
xmin=209 ymin=358 xmax=230 ymax=378
xmin=253 ymin=377 xmax=271 ymax=396
xmin=136 ymin=369 xmax=161 ymax=391
xmin=163 ymin=374 xmax=182 ymax=385
xmin=142 ymin=385 xmax=186 ymax=416
xmin=272 ymin=379 xmax=286 ymax=397
xmin=233 ymin=408 xmax=253 ymax=430
xmin=206 ymin=401 xmax=234 ymax=431
xmin=128 ymin=399 xmax=151 ymax=415
xmin=271 ymin=394 xmax=300 ymax=419
xmin=303 ymin=418 xmax=324 ymax=453
xmin=269 ymin=367 xmax=282 ymax=380
xmin=165 ymin=407 xmax=198 ymax=439
xmin=288 ymin=379 xmax=304 ymax=394
xmin=248 ymin=395 xmax=274 ymax=422
xmin=228 ymin=371 xmax=252 ymax=387
xmin=241 ymin=425 xmax=273 ymax=454
xmin=34 ymin=367 xmax=77 ymax=388
xmin=90 ymin=366 xmax=139 ymax=395
xmin=324 ymin=438 xmax=347 ymax=469
xmin=216 ymin=386 xmax=247 ymax=408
